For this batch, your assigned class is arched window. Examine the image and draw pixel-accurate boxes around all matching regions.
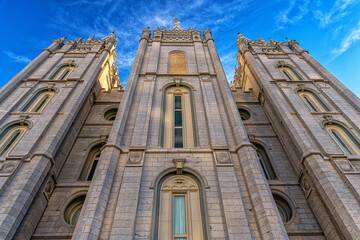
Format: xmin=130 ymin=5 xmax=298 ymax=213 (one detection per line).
xmin=278 ymin=66 xmax=301 ymax=81
xmin=325 ymin=124 xmax=360 ymax=155
xmin=0 ymin=124 xmax=28 ymax=157
xmin=64 ymin=194 xmax=86 ymax=226
xmin=50 ymin=65 xmax=75 ymax=80
xmin=79 ymin=144 xmax=102 ymax=181
xmin=21 ymin=89 xmax=55 ymax=112
xmin=169 ymin=52 xmax=186 ymax=74
xmin=253 ymin=143 xmax=276 ymax=180
xmin=273 ymin=193 xmax=293 ymax=223
xmin=160 ymin=85 xmax=197 ymax=148
xmin=298 ymin=90 xmax=329 ymax=112
xmin=153 ymin=173 xmax=207 ymax=240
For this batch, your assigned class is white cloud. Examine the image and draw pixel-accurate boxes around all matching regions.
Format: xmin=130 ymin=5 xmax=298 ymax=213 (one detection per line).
xmin=332 ymin=21 xmax=360 ymax=56
xmin=275 ymin=0 xmax=356 ymax=29
xmin=314 ymin=0 xmax=355 ymax=27
xmin=275 ymin=0 xmax=310 ymax=29
xmin=3 ymin=51 xmax=31 ymax=63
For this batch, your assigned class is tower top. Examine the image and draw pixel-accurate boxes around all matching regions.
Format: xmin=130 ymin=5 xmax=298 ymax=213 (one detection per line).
xmin=172 ymin=13 xmax=180 ymax=24
xmin=172 ymin=13 xmax=182 ymax=30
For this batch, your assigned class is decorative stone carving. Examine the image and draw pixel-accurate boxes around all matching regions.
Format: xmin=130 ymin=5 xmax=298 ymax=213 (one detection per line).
xmin=279 ymin=83 xmax=289 ymax=88
xmin=334 ymin=159 xmax=357 ymax=173
xmin=22 ymin=81 xmax=36 ymax=88
xmin=64 ymin=81 xmax=76 ymax=87
xmin=237 ymin=33 xmax=292 ymax=55
xmin=44 ymin=174 xmax=56 ymax=200
xmin=161 ymin=175 xmax=198 ymax=192
xmin=267 ymin=55 xmax=289 ymax=59
xmin=298 ymin=172 xmax=313 ymax=199
xmin=127 ymin=151 xmax=144 ymax=165
xmin=323 ymin=114 xmax=333 ymax=125
xmin=215 ymin=151 xmax=232 ymax=164
xmin=0 ymin=161 xmax=17 ymax=175
xmin=200 ymin=75 xmax=211 ymax=82
xmin=173 ymin=158 xmax=186 ymax=175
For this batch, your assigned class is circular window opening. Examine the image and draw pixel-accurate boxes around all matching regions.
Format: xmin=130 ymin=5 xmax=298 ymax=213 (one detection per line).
xmin=64 ymin=195 xmax=85 ymax=226
xmin=273 ymin=194 xmax=293 ymax=223
xmin=238 ymin=108 xmax=251 ymax=121
xmin=104 ymin=108 xmax=118 ymax=121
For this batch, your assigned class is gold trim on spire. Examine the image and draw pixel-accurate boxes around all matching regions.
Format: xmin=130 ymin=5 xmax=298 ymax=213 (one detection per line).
xmin=172 ymin=13 xmax=180 ymax=24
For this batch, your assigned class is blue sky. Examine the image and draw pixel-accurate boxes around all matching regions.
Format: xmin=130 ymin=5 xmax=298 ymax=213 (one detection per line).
xmin=1 ymin=0 xmax=360 ymax=97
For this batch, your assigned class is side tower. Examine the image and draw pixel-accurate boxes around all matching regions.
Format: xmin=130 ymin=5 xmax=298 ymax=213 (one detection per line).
xmin=234 ymin=34 xmax=360 ymax=239
xmin=0 ymin=34 xmax=121 ymax=239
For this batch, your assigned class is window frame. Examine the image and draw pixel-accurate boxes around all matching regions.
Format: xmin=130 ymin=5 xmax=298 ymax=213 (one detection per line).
xmin=325 ymin=124 xmax=360 ymax=155
xmin=272 ymin=192 xmax=295 ymax=224
xmin=159 ymin=84 xmax=198 ymax=148
xmin=172 ymin=193 xmax=189 ymax=239
xmin=62 ymin=192 xmax=87 ymax=227
xmin=252 ymin=142 xmax=277 ymax=180
xmin=0 ymin=124 xmax=28 ymax=157
xmin=49 ymin=64 xmax=75 ymax=80
xmin=151 ymin=171 xmax=210 ymax=240
xmin=78 ymin=144 xmax=102 ymax=181
xmin=298 ymin=90 xmax=329 ymax=113
xmin=278 ymin=65 xmax=302 ymax=81
xmin=21 ymin=89 xmax=55 ymax=113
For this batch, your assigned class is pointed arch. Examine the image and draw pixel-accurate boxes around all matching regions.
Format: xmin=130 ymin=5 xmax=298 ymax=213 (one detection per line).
xmin=297 ymin=89 xmax=329 ymax=112
xmin=0 ymin=122 xmax=29 ymax=157
xmin=325 ymin=122 xmax=360 ymax=155
xmin=49 ymin=64 xmax=75 ymax=80
xmin=252 ymin=142 xmax=277 ymax=180
xmin=78 ymin=143 xmax=103 ymax=181
xmin=277 ymin=64 xmax=302 ymax=81
xmin=21 ymin=88 xmax=56 ymax=112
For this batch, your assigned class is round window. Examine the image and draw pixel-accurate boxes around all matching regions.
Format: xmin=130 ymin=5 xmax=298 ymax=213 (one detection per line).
xmin=64 ymin=195 xmax=85 ymax=226
xmin=238 ymin=108 xmax=251 ymax=121
xmin=104 ymin=108 xmax=118 ymax=121
xmin=273 ymin=194 xmax=293 ymax=223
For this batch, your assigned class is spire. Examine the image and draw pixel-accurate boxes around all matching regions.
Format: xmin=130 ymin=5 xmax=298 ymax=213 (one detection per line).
xmin=171 ymin=13 xmax=183 ymax=30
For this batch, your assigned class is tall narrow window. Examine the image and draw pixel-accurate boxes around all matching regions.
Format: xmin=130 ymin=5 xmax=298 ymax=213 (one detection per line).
xmin=169 ymin=52 xmax=186 ymax=74
xmin=253 ymin=143 xmax=276 ymax=180
xmin=326 ymin=124 xmax=360 ymax=155
xmin=298 ymin=90 xmax=329 ymax=113
xmin=161 ymin=86 xmax=196 ymax=148
xmin=79 ymin=144 xmax=102 ymax=181
xmin=174 ymin=96 xmax=183 ymax=148
xmin=157 ymin=174 xmax=205 ymax=240
xmin=50 ymin=65 xmax=74 ymax=80
xmin=21 ymin=89 xmax=55 ymax=113
xmin=0 ymin=124 xmax=28 ymax=157
xmin=278 ymin=66 xmax=301 ymax=81
xmin=173 ymin=195 xmax=187 ymax=239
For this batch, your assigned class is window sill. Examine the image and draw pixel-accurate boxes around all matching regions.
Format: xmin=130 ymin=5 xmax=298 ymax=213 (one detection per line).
xmin=146 ymin=148 xmax=213 ymax=153
xmin=310 ymin=111 xmax=341 ymax=115
xmin=10 ymin=112 xmax=42 ymax=115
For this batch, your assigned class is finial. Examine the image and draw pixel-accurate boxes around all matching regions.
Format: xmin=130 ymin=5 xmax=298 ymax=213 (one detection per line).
xmin=237 ymin=31 xmax=240 ymax=35
xmin=112 ymin=30 xmax=116 ymax=34
xmin=172 ymin=13 xmax=180 ymax=24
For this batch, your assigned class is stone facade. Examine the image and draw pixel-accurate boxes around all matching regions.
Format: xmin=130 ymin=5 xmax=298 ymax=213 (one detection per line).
xmin=0 ymin=21 xmax=359 ymax=240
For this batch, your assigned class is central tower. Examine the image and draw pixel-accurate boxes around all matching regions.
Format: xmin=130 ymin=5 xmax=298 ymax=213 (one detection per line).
xmin=69 ymin=21 xmax=288 ymax=239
